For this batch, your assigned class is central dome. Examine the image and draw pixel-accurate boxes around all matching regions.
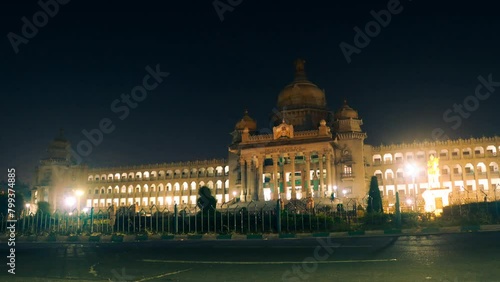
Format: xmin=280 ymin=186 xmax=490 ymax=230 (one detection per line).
xmin=277 ymin=59 xmax=327 ymax=110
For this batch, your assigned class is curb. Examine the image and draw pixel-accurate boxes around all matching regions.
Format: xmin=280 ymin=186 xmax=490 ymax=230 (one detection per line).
xmin=4 ymin=225 xmax=500 ymax=244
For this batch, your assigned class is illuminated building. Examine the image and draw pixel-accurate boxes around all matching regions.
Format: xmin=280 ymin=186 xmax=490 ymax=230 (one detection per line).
xmin=31 ymin=60 xmax=500 ymax=214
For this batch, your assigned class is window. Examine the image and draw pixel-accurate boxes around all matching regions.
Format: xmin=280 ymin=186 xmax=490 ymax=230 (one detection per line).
xmin=453 ymin=168 xmax=459 ymax=174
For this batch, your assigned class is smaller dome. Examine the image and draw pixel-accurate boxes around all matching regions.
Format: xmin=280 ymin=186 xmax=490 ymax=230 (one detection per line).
xmin=335 ymin=99 xmax=359 ymax=120
xmin=235 ymin=110 xmax=257 ymax=131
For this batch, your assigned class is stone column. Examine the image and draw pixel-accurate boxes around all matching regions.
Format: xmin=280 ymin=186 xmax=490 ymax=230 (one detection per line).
xmin=326 ymin=152 xmax=332 ymax=196
xmin=319 ymin=153 xmax=324 ymax=198
xmin=246 ymin=158 xmax=253 ymax=202
xmin=258 ymin=156 xmax=264 ymax=201
xmin=272 ymin=154 xmax=279 ymax=200
xmin=240 ymin=158 xmax=246 ymax=201
xmin=304 ymin=152 xmax=311 ymax=198
xmin=290 ymin=153 xmax=296 ymax=199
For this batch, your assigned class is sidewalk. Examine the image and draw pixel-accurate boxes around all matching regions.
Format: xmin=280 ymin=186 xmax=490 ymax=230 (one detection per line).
xmin=3 ymin=224 xmax=500 ymax=244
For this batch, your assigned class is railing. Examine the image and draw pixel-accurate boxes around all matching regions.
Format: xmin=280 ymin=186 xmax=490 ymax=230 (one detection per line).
xmin=1 ymin=203 xmax=358 ymax=236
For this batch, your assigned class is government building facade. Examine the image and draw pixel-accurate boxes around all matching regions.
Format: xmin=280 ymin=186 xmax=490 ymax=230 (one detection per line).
xmin=30 ymin=60 xmax=500 ymax=214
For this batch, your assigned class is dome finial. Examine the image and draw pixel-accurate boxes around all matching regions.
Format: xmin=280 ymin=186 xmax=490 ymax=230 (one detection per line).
xmin=293 ymin=58 xmax=307 ymax=81
xmin=343 ymin=98 xmax=347 ymax=106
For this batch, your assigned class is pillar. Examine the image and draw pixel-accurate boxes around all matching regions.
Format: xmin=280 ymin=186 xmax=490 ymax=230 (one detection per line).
xmin=272 ymin=154 xmax=279 ymax=200
xmin=290 ymin=153 xmax=296 ymax=199
xmin=258 ymin=156 xmax=264 ymax=201
xmin=304 ymin=152 xmax=311 ymax=198
xmin=319 ymin=153 xmax=324 ymax=198
xmin=240 ymin=158 xmax=246 ymax=201
xmin=246 ymin=158 xmax=252 ymax=202
xmin=326 ymin=152 xmax=332 ymax=196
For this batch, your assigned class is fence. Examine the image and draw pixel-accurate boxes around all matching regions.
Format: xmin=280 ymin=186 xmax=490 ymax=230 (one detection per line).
xmin=0 ymin=201 xmax=358 ymax=236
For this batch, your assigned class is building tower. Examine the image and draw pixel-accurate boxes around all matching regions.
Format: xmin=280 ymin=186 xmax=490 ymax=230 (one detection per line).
xmin=332 ymin=100 xmax=368 ymax=201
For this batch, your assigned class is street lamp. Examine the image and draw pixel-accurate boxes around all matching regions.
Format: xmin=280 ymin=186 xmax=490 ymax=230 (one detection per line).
xmin=65 ymin=196 xmax=76 ymax=208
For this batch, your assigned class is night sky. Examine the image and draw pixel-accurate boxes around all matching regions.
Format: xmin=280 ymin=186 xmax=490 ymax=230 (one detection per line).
xmin=1 ymin=0 xmax=499 ymax=183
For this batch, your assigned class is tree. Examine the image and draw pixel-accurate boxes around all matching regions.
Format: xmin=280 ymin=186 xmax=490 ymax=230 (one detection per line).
xmin=367 ymin=176 xmax=383 ymax=213
xmin=36 ymin=201 xmax=51 ymax=215
xmin=0 ymin=192 xmax=25 ymax=218
xmin=196 ymin=186 xmax=217 ymax=212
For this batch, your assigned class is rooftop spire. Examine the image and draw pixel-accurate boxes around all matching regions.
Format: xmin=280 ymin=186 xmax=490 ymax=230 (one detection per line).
xmin=293 ymin=58 xmax=308 ymax=82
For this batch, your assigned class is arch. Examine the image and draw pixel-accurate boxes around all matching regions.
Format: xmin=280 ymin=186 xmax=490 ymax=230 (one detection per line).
xmin=474 ymin=146 xmax=484 ymax=156
xmin=199 ymin=181 xmax=205 ymax=188
xmin=128 ymin=172 xmax=134 ymax=179
xmin=464 ymin=163 xmax=474 ymax=174
xmin=207 ymin=167 xmax=215 ymax=176
xmin=224 ymin=166 xmax=229 ymax=175
xmin=94 ymin=188 xmax=99 ymax=194
xmin=121 ymin=185 xmax=126 ymax=193
xmin=174 ymin=169 xmax=181 ymax=178
xmin=441 ymin=165 xmax=450 ymax=175
xmin=394 ymin=153 xmax=403 ymax=163
xmin=150 ymin=171 xmax=157 ymax=179
xmin=166 ymin=183 xmax=172 ymax=191
xmin=452 ymin=148 xmax=460 ymax=158
xmin=101 ymin=174 xmax=106 ymax=180
xmin=405 ymin=152 xmax=414 ymax=161
xmin=372 ymin=154 xmax=382 ymax=164
xmin=143 ymin=171 xmax=150 ymax=179
xmin=158 ymin=184 xmax=164 ymax=192
xmin=477 ymin=162 xmax=487 ymax=173
xmin=428 ymin=150 xmax=437 ymax=158
xmin=207 ymin=181 xmax=214 ymax=189
xmin=121 ymin=173 xmax=127 ymax=180
xmin=166 ymin=170 xmax=173 ymax=178
xmin=396 ymin=168 xmax=404 ymax=178
xmin=439 ymin=149 xmax=449 ymax=158
xmin=190 ymin=168 xmax=198 ymax=177
xmin=198 ymin=168 xmax=206 ymax=177
xmin=225 ymin=179 xmax=229 ymax=188
xmin=107 ymin=174 xmax=113 ymax=181
xmin=174 ymin=182 xmax=180 ymax=191
xmin=127 ymin=185 xmax=133 ymax=194
xmin=114 ymin=186 xmax=119 ymax=193
xmin=216 ymin=180 xmax=223 ymax=189
xmin=94 ymin=174 xmax=100 ymax=181
xmin=143 ymin=184 xmax=149 ymax=193
xmin=151 ymin=184 xmax=156 ymax=192
xmin=182 ymin=182 xmax=188 ymax=190
xmin=135 ymin=185 xmax=141 ymax=193
xmin=158 ymin=170 xmax=165 ymax=179
xmin=114 ymin=173 xmax=120 ymax=180
xmin=453 ymin=164 xmax=463 ymax=175
xmin=107 ymin=187 xmax=112 ymax=194
xmin=416 ymin=151 xmax=425 ymax=160
xmin=384 ymin=169 xmax=394 ymax=179
xmin=383 ymin=154 xmax=393 ymax=164
xmin=462 ymin=147 xmax=472 ymax=158
xmin=135 ymin=172 xmax=142 ymax=179
xmin=374 ymin=169 xmax=383 ymax=177
xmin=486 ymin=145 xmax=497 ymax=156
xmin=88 ymin=175 xmax=94 ymax=181
xmin=489 ymin=162 xmax=499 ymax=172
xmin=216 ymin=166 xmax=224 ymax=176
xmin=191 ymin=181 xmax=197 ymax=190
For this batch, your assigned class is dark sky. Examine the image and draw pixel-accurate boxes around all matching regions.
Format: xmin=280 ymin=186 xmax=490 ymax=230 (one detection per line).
xmin=1 ymin=0 xmax=500 ymax=183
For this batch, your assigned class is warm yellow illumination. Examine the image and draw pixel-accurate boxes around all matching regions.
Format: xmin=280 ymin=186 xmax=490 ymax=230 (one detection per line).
xmin=65 ymin=196 xmax=76 ymax=207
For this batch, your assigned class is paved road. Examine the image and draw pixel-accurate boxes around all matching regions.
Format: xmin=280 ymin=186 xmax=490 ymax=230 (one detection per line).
xmin=2 ymin=232 xmax=500 ymax=282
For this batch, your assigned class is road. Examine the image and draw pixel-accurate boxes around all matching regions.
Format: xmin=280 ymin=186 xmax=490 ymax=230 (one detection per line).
xmin=1 ymin=232 xmax=500 ymax=282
